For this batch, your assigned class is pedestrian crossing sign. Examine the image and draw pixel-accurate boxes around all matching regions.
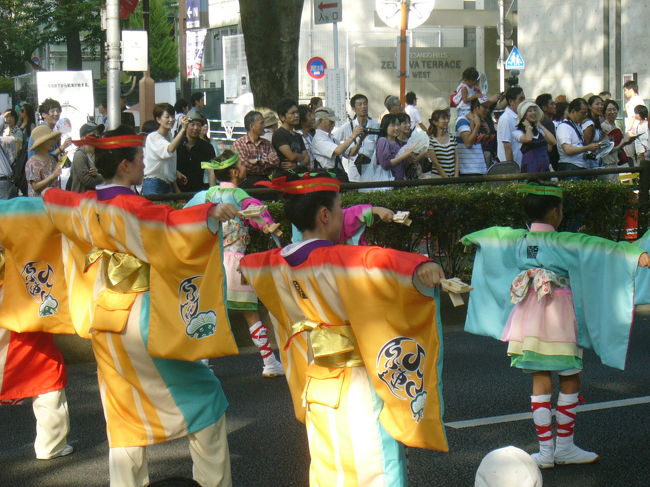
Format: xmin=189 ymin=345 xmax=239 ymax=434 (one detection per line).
xmin=505 ymin=46 xmax=525 ymax=70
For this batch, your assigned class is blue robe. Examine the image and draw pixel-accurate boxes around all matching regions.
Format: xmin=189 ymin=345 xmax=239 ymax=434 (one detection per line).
xmin=461 ymin=227 xmax=644 ymax=370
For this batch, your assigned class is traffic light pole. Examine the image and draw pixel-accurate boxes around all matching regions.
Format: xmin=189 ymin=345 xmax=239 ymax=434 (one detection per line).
xmin=498 ymin=0 xmax=505 ymax=92
xmin=106 ymin=0 xmax=121 ymax=129
xmin=399 ymin=0 xmax=409 ymax=105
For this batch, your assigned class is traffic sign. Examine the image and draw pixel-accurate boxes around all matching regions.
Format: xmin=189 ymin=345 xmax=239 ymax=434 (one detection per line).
xmin=306 ymin=57 xmax=327 ymax=80
xmin=504 ymin=46 xmax=525 ymax=70
xmin=31 ymin=56 xmax=40 ymax=66
xmin=314 ymin=0 xmax=342 ymax=25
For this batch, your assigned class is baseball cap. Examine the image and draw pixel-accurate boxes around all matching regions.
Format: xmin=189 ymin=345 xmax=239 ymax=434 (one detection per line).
xmin=80 ymin=122 xmax=104 ymax=138
xmin=314 ymin=107 xmax=337 ymax=123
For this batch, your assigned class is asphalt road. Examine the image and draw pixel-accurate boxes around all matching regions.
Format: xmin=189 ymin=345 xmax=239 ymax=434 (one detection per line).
xmin=2 ymin=309 xmax=650 ymax=487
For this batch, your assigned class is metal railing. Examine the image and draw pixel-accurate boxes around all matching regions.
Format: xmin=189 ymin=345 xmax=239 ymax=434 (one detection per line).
xmin=146 ymin=160 xmax=650 ymax=237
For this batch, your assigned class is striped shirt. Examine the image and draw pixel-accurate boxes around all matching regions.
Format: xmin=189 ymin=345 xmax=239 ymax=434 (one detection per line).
xmin=428 ymin=135 xmax=457 ymax=177
xmin=455 ymin=117 xmax=487 ymax=175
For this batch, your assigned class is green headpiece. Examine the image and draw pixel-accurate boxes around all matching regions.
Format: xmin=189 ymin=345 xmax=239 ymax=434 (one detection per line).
xmin=518 ymin=182 xmax=563 ymax=199
xmin=201 ymin=151 xmax=240 ymax=170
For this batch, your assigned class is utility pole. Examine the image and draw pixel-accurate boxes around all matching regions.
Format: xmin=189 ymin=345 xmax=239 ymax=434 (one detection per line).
xmin=139 ymin=0 xmax=155 ymax=127
xmin=498 ymin=0 xmax=505 ymax=92
xmin=106 ymin=0 xmax=121 ymax=129
xmin=179 ymin=0 xmax=190 ymax=100
xmin=399 ymin=0 xmax=409 ymax=105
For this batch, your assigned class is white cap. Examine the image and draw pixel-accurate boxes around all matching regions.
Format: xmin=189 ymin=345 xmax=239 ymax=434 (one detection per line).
xmin=474 ymin=446 xmax=543 ymax=487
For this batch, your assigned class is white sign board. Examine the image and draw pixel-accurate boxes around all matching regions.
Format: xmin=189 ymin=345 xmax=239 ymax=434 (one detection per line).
xmin=223 ymin=34 xmax=250 ymax=101
xmin=36 ymin=70 xmax=94 ymax=141
xmin=155 ymin=81 xmax=176 ymax=104
xmin=314 ymin=0 xmax=342 ymax=24
xmin=122 ymin=30 xmax=148 ymax=72
xmin=325 ymin=68 xmax=347 ymax=126
xmin=504 ymin=46 xmax=525 ymax=70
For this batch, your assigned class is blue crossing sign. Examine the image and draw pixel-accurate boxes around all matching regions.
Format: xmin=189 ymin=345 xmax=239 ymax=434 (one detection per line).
xmin=505 ymin=46 xmax=525 ymax=70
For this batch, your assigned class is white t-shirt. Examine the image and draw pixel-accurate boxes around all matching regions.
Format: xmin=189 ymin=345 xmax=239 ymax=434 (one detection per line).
xmin=405 ymin=104 xmax=422 ymax=130
xmin=497 ymin=107 xmax=522 ymax=166
xmin=144 ymin=131 xmax=176 ymax=182
xmin=311 ymin=128 xmax=340 ymax=169
xmin=556 ymin=121 xmax=586 ymax=167
xmin=454 ymin=82 xmax=476 ymax=117
xmin=625 ymin=94 xmax=645 ymax=131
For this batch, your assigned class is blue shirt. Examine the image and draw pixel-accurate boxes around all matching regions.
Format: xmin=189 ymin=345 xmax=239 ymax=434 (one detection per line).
xmin=455 ymin=117 xmax=486 ymax=175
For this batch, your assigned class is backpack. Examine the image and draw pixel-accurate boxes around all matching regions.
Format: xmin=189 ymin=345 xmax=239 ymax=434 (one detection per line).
xmin=449 ymin=90 xmax=459 ymax=108
xmin=450 ymin=83 xmax=468 ymax=108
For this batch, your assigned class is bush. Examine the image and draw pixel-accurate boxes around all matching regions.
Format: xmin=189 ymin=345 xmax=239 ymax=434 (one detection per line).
xmin=246 ymin=181 xmax=635 ymax=279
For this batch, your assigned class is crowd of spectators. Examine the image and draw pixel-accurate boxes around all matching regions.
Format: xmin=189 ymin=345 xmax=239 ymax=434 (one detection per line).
xmin=0 ymin=77 xmax=647 ymax=200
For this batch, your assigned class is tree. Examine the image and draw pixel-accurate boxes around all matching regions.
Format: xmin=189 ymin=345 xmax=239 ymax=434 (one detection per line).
xmin=0 ymin=0 xmax=52 ymax=76
xmin=128 ymin=0 xmax=179 ymax=81
xmin=52 ymin=0 xmax=103 ymax=71
xmin=239 ymin=0 xmax=304 ymax=108
xmin=0 ymin=0 xmax=102 ymax=76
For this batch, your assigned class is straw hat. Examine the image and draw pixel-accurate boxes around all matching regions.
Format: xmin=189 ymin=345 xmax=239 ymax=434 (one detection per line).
xmin=28 ymin=125 xmax=61 ymax=152
xmin=430 ymin=97 xmax=450 ymax=113
xmin=517 ymin=100 xmax=544 ymax=124
xmin=262 ymin=111 xmax=279 ymax=128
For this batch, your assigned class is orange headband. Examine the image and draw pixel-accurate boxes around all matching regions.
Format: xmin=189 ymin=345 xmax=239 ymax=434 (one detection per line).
xmin=73 ymin=135 xmax=145 ymax=149
xmin=255 ymin=174 xmax=341 ymax=194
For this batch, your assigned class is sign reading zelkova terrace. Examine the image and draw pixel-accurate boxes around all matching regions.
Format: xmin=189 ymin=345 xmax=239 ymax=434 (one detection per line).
xmin=354 ymin=47 xmax=475 ymax=119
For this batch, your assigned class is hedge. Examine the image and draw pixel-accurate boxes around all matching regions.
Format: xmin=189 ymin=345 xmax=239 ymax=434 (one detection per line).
xmin=243 ymin=181 xmax=637 ymax=280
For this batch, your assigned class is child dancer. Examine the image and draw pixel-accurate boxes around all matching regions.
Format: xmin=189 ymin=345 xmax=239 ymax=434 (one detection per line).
xmin=240 ymin=172 xmax=448 ymax=485
xmin=186 ymin=150 xmax=284 ymax=377
xmin=292 ymin=199 xmax=395 ymax=245
xmin=462 ymin=181 xmax=650 ymax=469
xmin=40 ymin=126 xmax=239 ymax=487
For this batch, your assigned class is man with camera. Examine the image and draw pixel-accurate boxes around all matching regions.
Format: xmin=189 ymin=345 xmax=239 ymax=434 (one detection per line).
xmin=333 ymin=93 xmax=382 ymax=182
xmin=311 ymin=107 xmax=363 ymax=182
xmin=556 ymin=98 xmax=601 ymax=178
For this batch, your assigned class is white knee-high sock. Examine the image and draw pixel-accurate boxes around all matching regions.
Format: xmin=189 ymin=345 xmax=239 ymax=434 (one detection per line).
xmin=556 ymin=392 xmax=580 ymax=450
xmin=248 ymin=321 xmax=273 ymax=361
xmin=531 ymin=394 xmax=553 ymax=453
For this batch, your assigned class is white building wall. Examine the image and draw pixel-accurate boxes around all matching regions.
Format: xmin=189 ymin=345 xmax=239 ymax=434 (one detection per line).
xmin=621 ymin=0 xmax=650 ymax=99
xmin=518 ymin=0 xmax=605 ymax=100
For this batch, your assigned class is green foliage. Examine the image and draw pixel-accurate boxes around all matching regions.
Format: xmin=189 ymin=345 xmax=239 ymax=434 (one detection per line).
xmin=0 ymin=0 xmax=52 ymax=75
xmin=0 ymin=0 xmax=102 ymax=76
xmin=246 ymin=181 xmax=636 ymax=280
xmin=128 ymin=0 xmax=178 ymax=81
xmin=0 ymin=77 xmax=14 ymax=93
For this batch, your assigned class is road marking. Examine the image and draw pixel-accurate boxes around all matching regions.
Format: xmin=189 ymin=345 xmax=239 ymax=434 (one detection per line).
xmin=445 ymin=396 xmax=650 ymax=429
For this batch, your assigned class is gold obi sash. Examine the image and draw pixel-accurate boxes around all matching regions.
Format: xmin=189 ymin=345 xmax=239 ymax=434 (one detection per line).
xmin=288 ymin=320 xmax=363 ymax=368
xmin=0 ymin=249 xmax=5 ymax=286
xmin=85 ymin=249 xmax=150 ymax=333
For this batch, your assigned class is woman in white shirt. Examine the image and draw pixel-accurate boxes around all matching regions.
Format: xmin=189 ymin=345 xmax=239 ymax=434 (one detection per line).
xmin=582 ymin=95 xmax=606 ymax=169
xmin=142 ymin=103 xmax=189 ymax=195
xmin=631 ymin=105 xmax=649 ymax=162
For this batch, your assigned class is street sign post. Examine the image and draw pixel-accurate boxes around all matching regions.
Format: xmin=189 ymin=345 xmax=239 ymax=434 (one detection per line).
xmin=314 ymin=0 xmax=342 ymax=24
xmin=504 ymin=46 xmax=525 ymax=70
xmin=307 ymin=57 xmax=327 ymax=80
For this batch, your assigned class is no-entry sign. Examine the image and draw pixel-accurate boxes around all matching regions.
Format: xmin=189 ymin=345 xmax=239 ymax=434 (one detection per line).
xmin=306 ymin=57 xmax=327 ymax=80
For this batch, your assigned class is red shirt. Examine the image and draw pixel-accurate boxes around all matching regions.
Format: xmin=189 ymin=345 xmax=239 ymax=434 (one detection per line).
xmin=233 ymin=134 xmax=280 ymax=175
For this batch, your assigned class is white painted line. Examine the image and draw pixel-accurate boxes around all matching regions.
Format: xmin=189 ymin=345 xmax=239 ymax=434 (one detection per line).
xmin=445 ymin=396 xmax=650 ymax=429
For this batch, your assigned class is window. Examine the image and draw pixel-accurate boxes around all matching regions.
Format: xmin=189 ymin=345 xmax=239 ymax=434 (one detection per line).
xmin=204 ymin=25 xmax=239 ymax=70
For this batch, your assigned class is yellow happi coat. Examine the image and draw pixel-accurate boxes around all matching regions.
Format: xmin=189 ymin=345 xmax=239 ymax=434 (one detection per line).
xmin=41 ymin=188 xmax=238 ymax=360
xmin=0 ymin=197 xmax=73 ymax=334
xmin=240 ymin=242 xmax=448 ymax=452
xmin=37 ymin=188 xmax=239 ymax=447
